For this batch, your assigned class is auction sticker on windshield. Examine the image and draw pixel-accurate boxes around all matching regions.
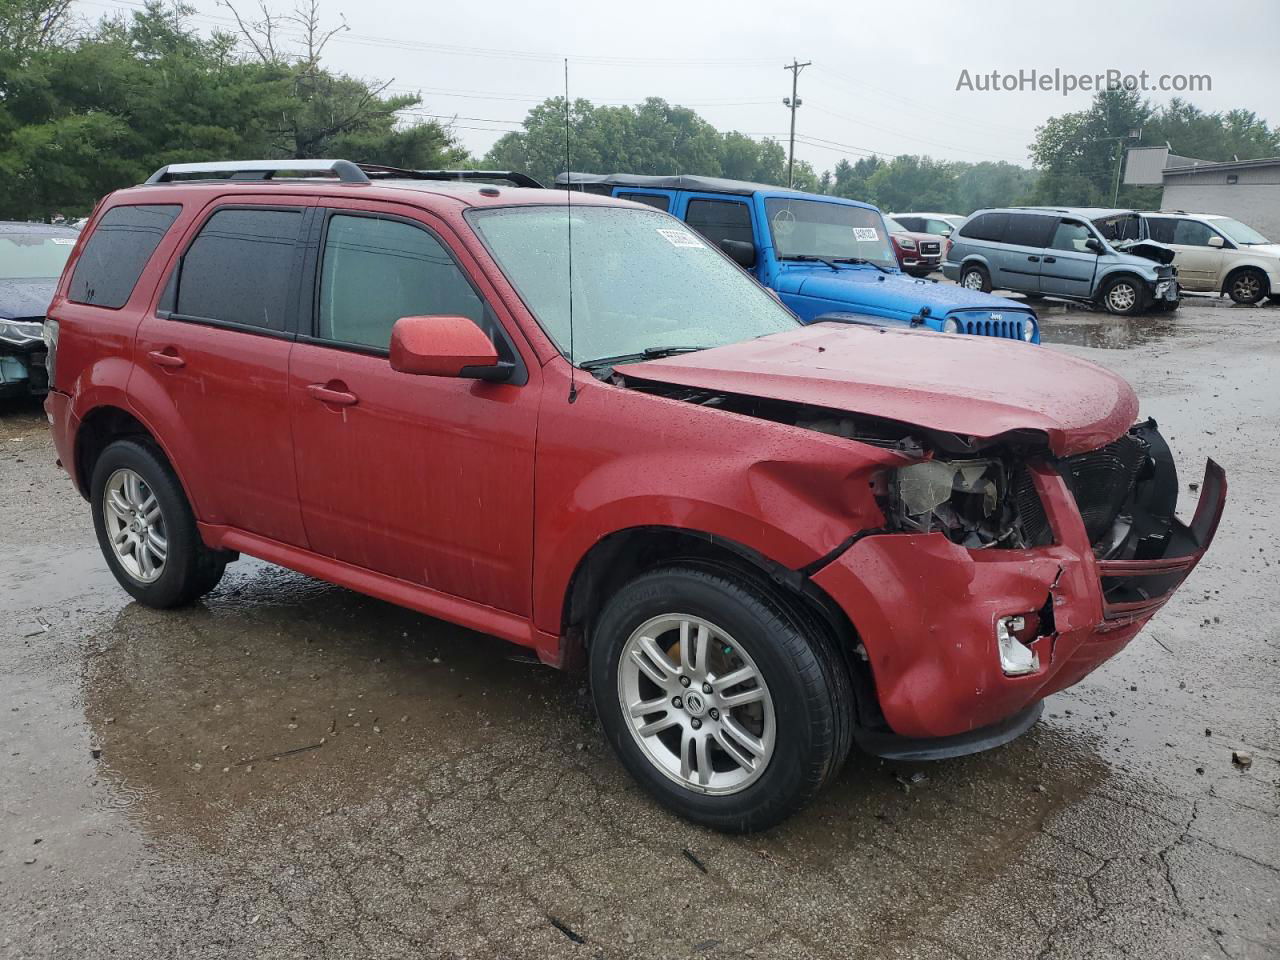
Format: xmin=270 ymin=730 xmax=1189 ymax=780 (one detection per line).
xmin=852 ymin=227 xmax=879 ymax=242
xmin=657 ymin=228 xmax=705 ymax=248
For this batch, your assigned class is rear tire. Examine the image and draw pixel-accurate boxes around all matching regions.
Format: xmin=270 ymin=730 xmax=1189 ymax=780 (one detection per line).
xmin=91 ymin=438 xmax=227 ymax=608
xmin=1100 ymin=276 xmax=1148 ymax=316
xmin=960 ymin=264 xmax=992 ymax=293
xmin=590 ymin=566 xmax=853 ymax=833
xmin=1226 ymin=268 xmax=1268 ymax=305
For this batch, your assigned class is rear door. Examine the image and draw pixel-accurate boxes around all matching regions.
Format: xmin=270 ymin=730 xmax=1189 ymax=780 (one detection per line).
xmin=676 ymin=194 xmax=759 ymax=275
xmin=286 ymin=199 xmax=539 ymax=614
xmin=989 ymin=213 xmax=1055 ymax=293
xmin=132 ymin=198 xmax=311 ymax=546
xmin=1039 ymin=218 xmax=1099 ymax=299
xmin=611 ymin=188 xmax=677 ymax=212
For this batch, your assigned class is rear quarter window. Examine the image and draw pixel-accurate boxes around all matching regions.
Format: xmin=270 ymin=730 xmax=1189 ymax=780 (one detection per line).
xmin=67 ymin=204 xmax=182 ymax=308
xmin=958 ymin=212 xmax=1009 ymax=243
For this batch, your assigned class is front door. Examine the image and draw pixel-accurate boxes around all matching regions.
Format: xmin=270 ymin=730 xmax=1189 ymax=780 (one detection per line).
xmin=287 ymin=201 xmax=539 ymax=615
xmin=133 ymin=199 xmax=311 ymax=546
xmin=1039 ymin=219 xmax=1099 ymax=299
xmin=989 ymin=213 xmax=1055 ymax=293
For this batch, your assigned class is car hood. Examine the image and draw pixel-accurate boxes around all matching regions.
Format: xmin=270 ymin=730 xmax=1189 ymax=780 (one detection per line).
xmin=0 ymin=277 xmax=58 ymax=321
xmin=617 ymin=323 xmax=1137 ymax=456
xmin=776 ymin=265 xmax=1035 ymax=317
xmin=1113 ymin=239 xmax=1176 ymax=265
xmin=895 ymin=230 xmax=944 ymax=244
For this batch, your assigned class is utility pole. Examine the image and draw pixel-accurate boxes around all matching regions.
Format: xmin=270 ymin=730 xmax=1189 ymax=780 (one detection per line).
xmin=782 ymin=59 xmax=811 ymax=188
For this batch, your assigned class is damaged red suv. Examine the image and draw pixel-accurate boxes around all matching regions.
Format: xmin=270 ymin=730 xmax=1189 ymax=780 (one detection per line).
xmin=45 ymin=160 xmax=1225 ymax=831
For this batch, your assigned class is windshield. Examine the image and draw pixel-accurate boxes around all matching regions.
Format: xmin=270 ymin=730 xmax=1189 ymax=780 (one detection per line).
xmin=0 ymin=233 xmax=76 ymax=280
xmin=764 ymin=198 xmax=897 ymax=267
xmin=469 ymin=205 xmax=798 ymax=366
xmin=884 ymin=217 xmax=906 ymax=234
xmin=1213 ymin=218 xmax=1269 ymax=245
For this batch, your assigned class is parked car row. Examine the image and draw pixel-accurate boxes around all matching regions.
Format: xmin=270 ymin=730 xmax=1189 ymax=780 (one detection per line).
xmin=39 ymin=159 xmax=1226 ymax=831
xmin=943 ymin=206 xmax=1279 ymax=312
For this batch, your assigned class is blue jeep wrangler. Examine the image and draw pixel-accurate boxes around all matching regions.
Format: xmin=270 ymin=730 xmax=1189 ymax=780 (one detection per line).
xmin=557 ymin=173 xmax=1040 ymax=343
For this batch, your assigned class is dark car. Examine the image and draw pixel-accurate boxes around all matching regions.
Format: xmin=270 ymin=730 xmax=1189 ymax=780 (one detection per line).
xmin=0 ymin=222 xmax=78 ymax=399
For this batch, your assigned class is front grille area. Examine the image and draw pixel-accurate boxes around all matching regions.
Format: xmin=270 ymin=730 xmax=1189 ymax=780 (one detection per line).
xmin=1059 ymin=433 xmax=1148 ymax=547
xmin=1012 ymin=465 xmax=1052 ymax=547
xmin=957 ymin=316 xmax=1026 ymax=340
xmin=920 ymin=241 xmax=941 ymax=256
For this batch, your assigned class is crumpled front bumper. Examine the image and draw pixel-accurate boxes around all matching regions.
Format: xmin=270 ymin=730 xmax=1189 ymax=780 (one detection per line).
xmin=812 ymin=459 xmax=1226 ymax=742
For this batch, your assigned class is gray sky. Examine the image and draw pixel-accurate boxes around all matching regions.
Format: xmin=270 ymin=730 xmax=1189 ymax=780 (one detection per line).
xmin=77 ymin=0 xmax=1280 ymax=171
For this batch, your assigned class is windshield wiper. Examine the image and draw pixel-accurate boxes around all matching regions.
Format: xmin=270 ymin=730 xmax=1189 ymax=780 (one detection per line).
xmin=828 ymin=257 xmax=896 ymax=275
xmin=579 ymin=345 xmax=705 ymax=371
xmin=781 ymin=254 xmax=841 ymax=271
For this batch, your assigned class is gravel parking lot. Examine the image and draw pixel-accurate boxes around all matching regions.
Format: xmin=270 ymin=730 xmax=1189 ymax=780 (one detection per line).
xmin=1 ymin=295 xmax=1277 ymax=960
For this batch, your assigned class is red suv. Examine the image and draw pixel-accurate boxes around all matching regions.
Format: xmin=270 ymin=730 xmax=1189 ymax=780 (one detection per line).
xmin=44 ymin=160 xmax=1225 ymax=831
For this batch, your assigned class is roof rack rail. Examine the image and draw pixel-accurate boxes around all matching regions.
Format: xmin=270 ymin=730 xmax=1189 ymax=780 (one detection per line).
xmin=144 ymin=159 xmax=370 ymax=185
xmin=356 ymin=164 xmax=543 ymax=189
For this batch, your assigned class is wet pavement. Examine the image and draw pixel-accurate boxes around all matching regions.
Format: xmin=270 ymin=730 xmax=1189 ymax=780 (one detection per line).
xmin=2 ymin=295 xmax=1278 ymax=959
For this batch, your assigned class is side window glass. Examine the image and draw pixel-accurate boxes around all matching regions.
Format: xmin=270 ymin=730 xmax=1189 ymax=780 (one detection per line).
xmin=1172 ymin=219 xmax=1215 ymax=246
xmin=1005 ymin=214 xmax=1055 ymax=248
xmin=174 ymin=208 xmax=302 ymax=330
xmin=618 ymin=192 xmax=671 ymax=212
xmin=926 ymin=219 xmax=952 ymax=235
xmin=1050 ymin=220 xmax=1092 ymax=252
xmin=958 ymin=214 xmax=986 ymax=239
xmin=68 ymin=204 xmax=181 ymax=308
xmin=684 ymin=199 xmax=754 ymax=248
xmin=317 ymin=214 xmax=511 ymax=362
xmin=960 ymin=212 xmax=1008 ymax=243
xmin=1145 ymin=219 xmax=1175 ymax=244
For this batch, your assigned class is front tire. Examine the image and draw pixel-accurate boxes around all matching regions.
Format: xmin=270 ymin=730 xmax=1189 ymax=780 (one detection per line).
xmin=1227 ymin=268 xmax=1268 ymax=305
xmin=960 ymin=264 xmax=992 ymax=293
xmin=590 ymin=566 xmax=853 ymax=832
xmin=1100 ymin=276 xmax=1148 ymax=315
xmin=91 ymin=438 xmax=227 ymax=608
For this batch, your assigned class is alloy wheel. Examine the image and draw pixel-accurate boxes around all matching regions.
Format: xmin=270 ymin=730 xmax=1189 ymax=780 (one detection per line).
xmin=1107 ymin=282 xmax=1137 ymax=312
xmin=617 ymin=614 xmax=776 ymax=795
xmin=102 ymin=467 xmax=168 ymax=583
xmin=962 ymin=270 xmax=984 ymax=290
xmin=1232 ymin=274 xmax=1262 ymax=302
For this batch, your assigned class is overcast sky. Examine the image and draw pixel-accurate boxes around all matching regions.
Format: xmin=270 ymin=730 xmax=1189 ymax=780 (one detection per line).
xmin=77 ymin=0 xmax=1279 ymax=172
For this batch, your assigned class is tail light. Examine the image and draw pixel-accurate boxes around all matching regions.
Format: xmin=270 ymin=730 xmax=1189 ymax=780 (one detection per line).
xmin=944 ymin=237 xmax=953 ymax=259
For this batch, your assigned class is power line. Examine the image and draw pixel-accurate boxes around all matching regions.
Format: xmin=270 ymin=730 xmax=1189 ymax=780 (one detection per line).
xmin=805 ymin=103 xmax=1027 ymax=163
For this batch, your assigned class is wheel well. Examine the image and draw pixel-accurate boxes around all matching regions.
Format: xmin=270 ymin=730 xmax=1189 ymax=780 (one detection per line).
xmin=1098 ymin=271 xmax=1147 ymax=295
xmin=74 ymin=406 xmax=156 ymax=499
xmin=1222 ymin=264 xmax=1270 ymax=295
xmin=960 ymin=258 xmax=989 ymax=275
xmin=558 ymin=526 xmax=881 ymax=726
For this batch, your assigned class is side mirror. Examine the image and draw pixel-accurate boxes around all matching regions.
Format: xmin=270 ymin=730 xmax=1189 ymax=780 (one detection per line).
xmin=1085 ymin=237 xmax=1104 ymax=254
xmin=720 ymin=239 xmax=757 ymax=269
xmin=1207 ymin=235 xmax=1225 ymax=248
xmin=389 ymin=315 xmax=512 ymax=382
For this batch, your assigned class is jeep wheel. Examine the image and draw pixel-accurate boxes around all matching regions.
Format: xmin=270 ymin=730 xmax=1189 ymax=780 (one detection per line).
xmin=1227 ymin=268 xmax=1268 ymax=305
xmin=590 ymin=566 xmax=852 ymax=832
xmin=1101 ymin=276 xmax=1147 ymax=316
xmin=91 ymin=438 xmax=227 ymax=608
xmin=960 ymin=264 xmax=991 ymax=293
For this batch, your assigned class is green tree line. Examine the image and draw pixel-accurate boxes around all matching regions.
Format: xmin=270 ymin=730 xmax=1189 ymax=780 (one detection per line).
xmin=3 ymin=0 xmax=1277 ymax=222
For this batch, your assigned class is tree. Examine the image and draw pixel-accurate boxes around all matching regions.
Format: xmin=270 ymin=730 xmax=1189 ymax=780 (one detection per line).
xmin=865 ymin=155 xmax=955 ymax=212
xmin=1029 ymin=88 xmax=1280 ymax=208
xmin=485 ymin=96 xmax=796 ymax=187
xmin=829 ymin=156 xmax=884 ymax=203
xmin=951 ymin=161 xmax=1038 ymax=214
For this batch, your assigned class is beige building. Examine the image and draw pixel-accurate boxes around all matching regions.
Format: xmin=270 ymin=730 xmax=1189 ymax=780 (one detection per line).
xmin=1125 ymin=146 xmax=1280 ymax=240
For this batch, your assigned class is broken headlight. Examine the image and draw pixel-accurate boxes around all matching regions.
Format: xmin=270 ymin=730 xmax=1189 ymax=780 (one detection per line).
xmin=888 ymin=457 xmax=1015 ymax=548
xmin=0 ymin=320 xmax=44 ymax=346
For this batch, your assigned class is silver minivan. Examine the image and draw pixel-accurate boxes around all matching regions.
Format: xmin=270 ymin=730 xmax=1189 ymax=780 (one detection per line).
xmin=942 ymin=207 xmax=1180 ymax=315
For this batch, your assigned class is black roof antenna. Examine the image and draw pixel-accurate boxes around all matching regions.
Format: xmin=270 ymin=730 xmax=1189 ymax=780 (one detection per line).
xmin=565 ymin=58 xmax=578 ymax=404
